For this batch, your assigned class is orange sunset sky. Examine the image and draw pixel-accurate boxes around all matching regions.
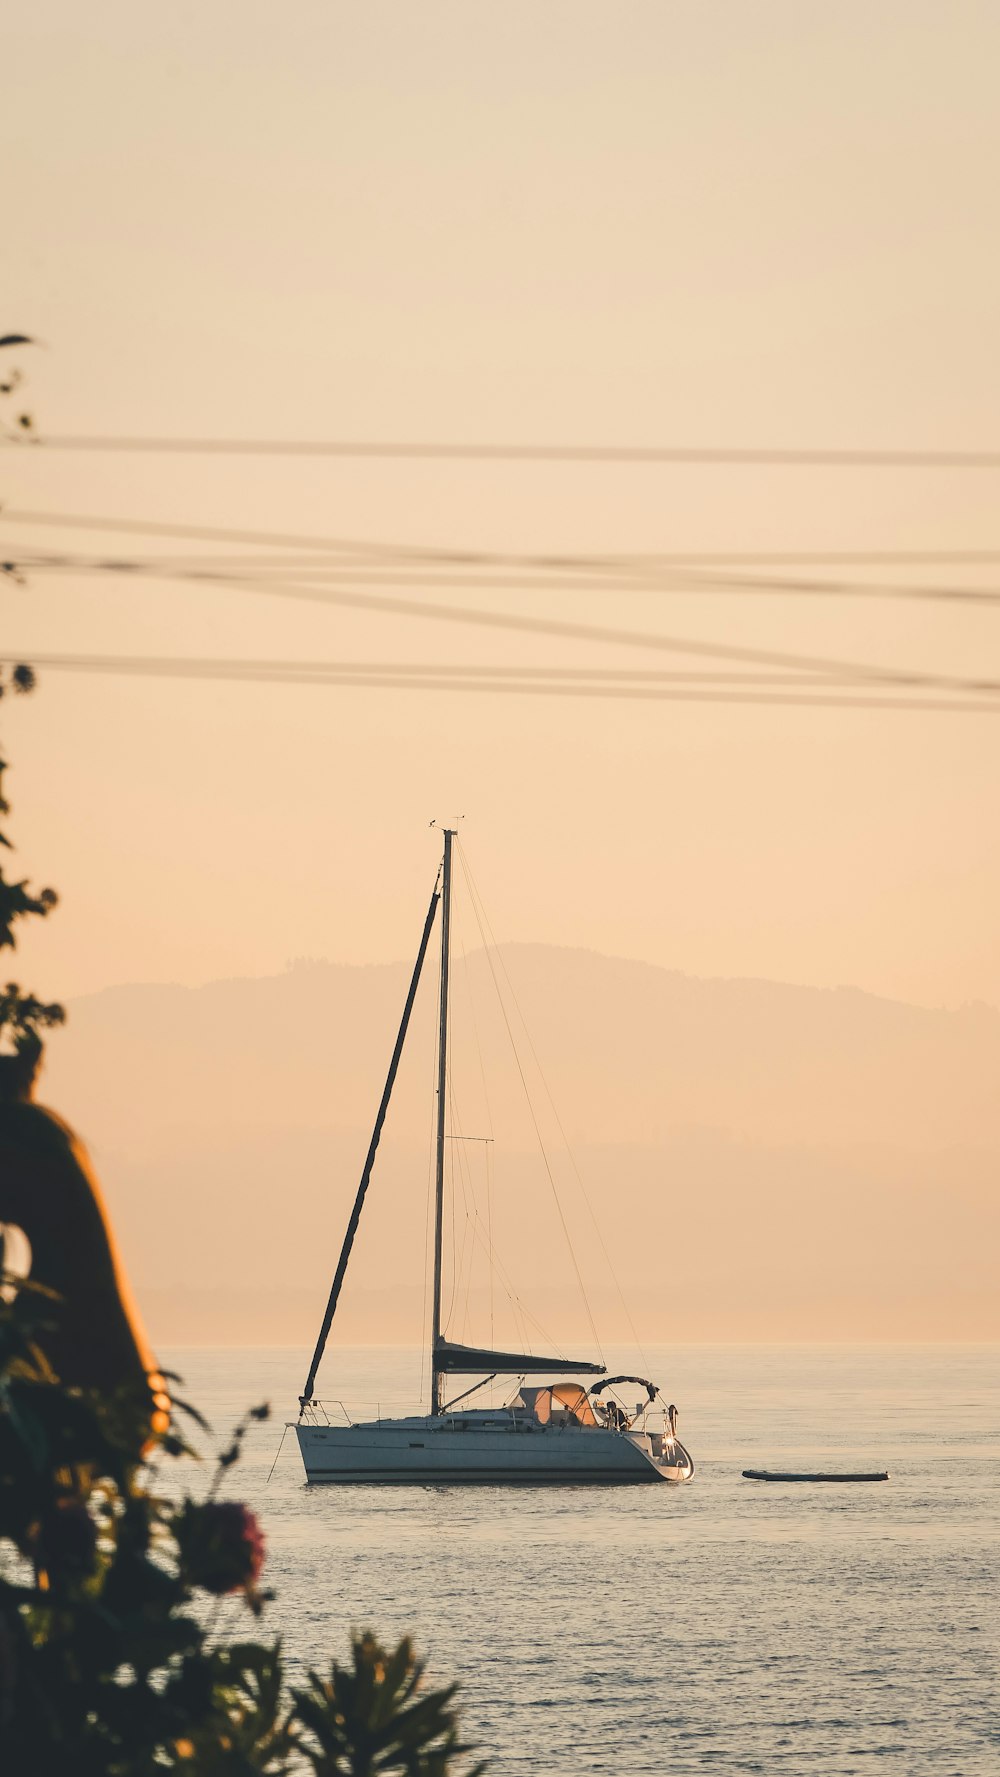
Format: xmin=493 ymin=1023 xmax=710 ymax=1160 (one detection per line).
xmin=4 ymin=3 xmax=999 ymax=1343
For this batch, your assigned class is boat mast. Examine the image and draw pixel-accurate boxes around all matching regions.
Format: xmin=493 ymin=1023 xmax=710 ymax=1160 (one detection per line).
xmin=430 ymin=826 xmax=455 ymax=1414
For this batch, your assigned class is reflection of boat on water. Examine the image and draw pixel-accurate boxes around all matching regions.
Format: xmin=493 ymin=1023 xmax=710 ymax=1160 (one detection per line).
xmin=295 ymin=828 xmax=694 ymax=1486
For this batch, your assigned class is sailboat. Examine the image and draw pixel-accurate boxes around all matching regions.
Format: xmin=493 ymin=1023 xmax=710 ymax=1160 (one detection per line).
xmin=295 ymin=828 xmax=694 ymax=1485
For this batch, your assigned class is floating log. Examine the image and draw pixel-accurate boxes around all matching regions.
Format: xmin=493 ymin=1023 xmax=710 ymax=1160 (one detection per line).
xmin=742 ymin=1469 xmax=889 ymax=1483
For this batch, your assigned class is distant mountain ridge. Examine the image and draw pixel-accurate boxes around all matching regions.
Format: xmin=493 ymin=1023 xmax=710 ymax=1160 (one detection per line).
xmin=40 ymin=946 xmax=1000 ymax=1343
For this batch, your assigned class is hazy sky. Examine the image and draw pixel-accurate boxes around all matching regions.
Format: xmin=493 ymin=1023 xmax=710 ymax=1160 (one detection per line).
xmin=5 ymin=2 xmax=1000 ymax=1009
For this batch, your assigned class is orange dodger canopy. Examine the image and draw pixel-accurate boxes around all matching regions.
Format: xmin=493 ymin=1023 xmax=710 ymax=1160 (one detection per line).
xmin=518 ymin=1384 xmax=600 ymax=1427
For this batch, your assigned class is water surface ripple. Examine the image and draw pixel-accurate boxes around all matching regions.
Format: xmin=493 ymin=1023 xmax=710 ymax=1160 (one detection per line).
xmin=167 ymin=1344 xmax=1000 ymax=1776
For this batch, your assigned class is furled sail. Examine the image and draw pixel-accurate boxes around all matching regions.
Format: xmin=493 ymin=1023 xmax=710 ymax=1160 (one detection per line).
xmin=434 ymin=1338 xmax=605 ymax=1377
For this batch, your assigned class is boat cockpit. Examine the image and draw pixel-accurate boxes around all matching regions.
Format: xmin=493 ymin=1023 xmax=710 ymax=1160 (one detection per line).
xmin=514 ymin=1376 xmax=679 ymax=1437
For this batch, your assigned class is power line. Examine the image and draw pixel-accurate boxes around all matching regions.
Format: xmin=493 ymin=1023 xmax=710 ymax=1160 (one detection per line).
xmin=17 ymin=548 xmax=1000 ymax=607
xmin=0 ymin=652 xmax=860 ymax=687
xmin=8 ymin=506 xmax=1000 ymax=570
xmin=0 ymin=506 xmax=429 ymax=563
xmin=14 ymin=555 xmax=1000 ymax=698
xmin=8 ymin=436 xmax=1000 ymax=467
xmin=4 ymin=652 xmax=997 ymax=712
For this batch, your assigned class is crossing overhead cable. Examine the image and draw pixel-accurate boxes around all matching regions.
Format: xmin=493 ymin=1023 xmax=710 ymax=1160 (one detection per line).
xmin=12 ymin=555 xmax=1000 ymax=699
xmin=7 ymin=507 xmax=1000 ymax=573
xmin=16 ymin=548 xmax=1000 ymax=607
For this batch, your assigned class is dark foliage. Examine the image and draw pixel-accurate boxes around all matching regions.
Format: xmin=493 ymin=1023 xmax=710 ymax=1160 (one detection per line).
xmin=0 ymin=675 xmax=66 ymax=1056
xmin=0 ymin=1283 xmax=483 ymax=1775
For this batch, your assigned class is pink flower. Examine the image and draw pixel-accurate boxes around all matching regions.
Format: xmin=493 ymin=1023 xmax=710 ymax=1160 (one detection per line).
xmin=175 ymin=1500 xmax=265 ymax=1596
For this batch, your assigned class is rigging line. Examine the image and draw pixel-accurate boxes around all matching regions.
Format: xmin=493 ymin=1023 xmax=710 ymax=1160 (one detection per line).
xmin=460 ymin=1195 xmax=557 ymax=1357
xmin=9 ymin=508 xmax=1000 ymax=572
xmin=449 ymin=1080 xmax=480 ymax=1348
xmin=10 ymin=655 xmax=999 ymax=711
xmin=12 ymin=434 xmax=1000 ymax=467
xmin=457 ymin=845 xmax=605 ymax=1365
xmin=265 ymin=1423 xmax=291 ymax=1485
xmin=439 ymin=907 xmax=560 ymax=1360
xmin=18 ymin=549 xmax=1000 ymax=605
xmin=444 ymin=1074 xmax=466 ymax=1339
xmin=12 ymin=556 xmax=1000 ymax=698
xmin=419 ymin=971 xmax=440 ymax=1408
xmin=459 ymin=928 xmax=496 ymax=1141
xmin=446 ymin=934 xmax=489 ymax=1350
xmin=442 ymin=922 xmax=476 ymax=1344
xmin=459 ymin=844 xmax=649 ymax=1377
xmin=444 ymin=1072 xmax=458 ymax=1336
xmin=452 ymin=932 xmax=479 ymax=1347
xmin=456 ymin=1146 xmax=499 ymax=1354
xmin=459 ymin=927 xmax=497 ymax=1350
xmin=445 ymin=1002 xmax=525 ymax=1343
xmin=437 ymin=1114 xmax=555 ymax=1355
xmin=454 ymin=847 xmax=529 ymax=1360
xmin=445 ymin=927 xmax=461 ymax=1338
xmin=486 ymin=1140 xmax=495 ymax=1354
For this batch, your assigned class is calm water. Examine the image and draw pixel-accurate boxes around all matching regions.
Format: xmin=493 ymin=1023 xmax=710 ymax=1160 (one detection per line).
xmin=163 ymin=1345 xmax=1000 ymax=1775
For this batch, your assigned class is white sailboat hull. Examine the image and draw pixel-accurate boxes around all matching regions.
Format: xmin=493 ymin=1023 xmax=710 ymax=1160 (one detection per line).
xmin=293 ymin=834 xmax=697 ymax=1487
xmin=296 ymin=1414 xmax=694 ymax=1485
